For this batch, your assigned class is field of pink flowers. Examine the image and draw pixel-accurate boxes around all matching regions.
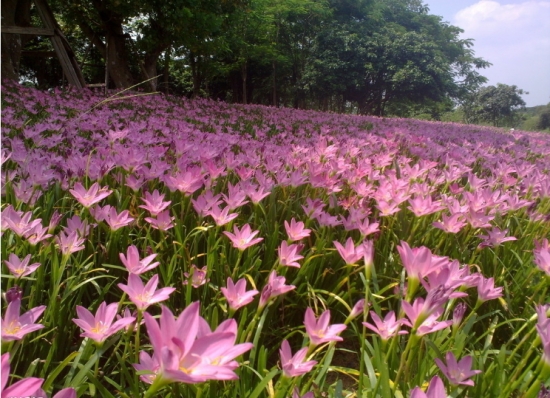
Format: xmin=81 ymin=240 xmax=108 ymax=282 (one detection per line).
xmin=1 ymin=82 xmax=549 ymax=398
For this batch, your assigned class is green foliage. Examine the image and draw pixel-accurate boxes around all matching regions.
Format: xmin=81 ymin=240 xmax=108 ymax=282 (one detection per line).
xmin=463 ymin=83 xmax=528 ymax=128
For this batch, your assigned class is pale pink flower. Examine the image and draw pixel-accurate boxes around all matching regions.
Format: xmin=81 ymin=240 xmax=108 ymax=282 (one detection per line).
xmin=72 ymin=301 xmax=135 ymax=343
xmin=166 ymin=170 xmax=204 ymax=195
xmin=363 ymin=311 xmax=410 ymax=340
xmin=534 ymin=238 xmax=550 ymax=276
xmin=304 ymin=307 xmax=346 ymax=346
xmin=284 ymin=218 xmax=311 ymax=241
xmin=222 ymin=182 xmax=249 ymax=209
xmin=144 ymin=210 xmax=175 ymax=231
xmin=410 ymin=375 xmax=446 ymax=398
xmin=56 ymin=231 xmax=86 ymax=255
xmin=435 ymin=352 xmax=481 ymax=386
xmin=259 ymin=271 xmax=295 ymax=308
xmin=192 ymin=190 xmax=223 ymax=217
xmin=183 ymin=265 xmax=209 ymax=288
xmin=69 ymin=182 xmax=112 ymax=208
xmin=4 ymin=253 xmax=41 ymax=278
xmin=220 ymin=277 xmax=259 ymax=311
xmin=207 ymin=205 xmax=239 ymax=226
xmin=1 ymin=299 xmax=46 ymax=342
xmin=475 ymin=276 xmax=503 ymax=302
xmin=104 ymin=207 xmax=134 ymax=231
xmin=334 ymin=238 xmax=364 ymax=265
xmin=139 ymin=190 xmax=171 ymax=216
xmin=118 ymin=274 xmax=176 ymax=311
xmin=280 ymin=340 xmax=317 ymax=377
xmin=223 ymin=224 xmax=263 ymax=250
xmin=407 ymin=196 xmax=444 ymax=217
xmin=120 ymin=245 xmax=160 ymax=274
xmin=432 ymin=213 xmax=467 ymax=234
xmin=278 ymin=241 xmax=304 ymax=268
xmin=2 ymin=206 xmax=42 ymax=237
xmin=1 ymin=353 xmax=44 ymax=397
xmin=135 ymin=303 xmax=253 ymax=384
xmin=477 ymin=228 xmax=517 ymax=249
xmin=24 ymin=223 xmax=53 ymax=245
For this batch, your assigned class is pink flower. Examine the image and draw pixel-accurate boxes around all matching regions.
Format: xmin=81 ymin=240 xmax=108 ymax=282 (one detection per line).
xmin=183 ymin=265 xmax=209 ymax=288
xmin=304 ymin=307 xmax=346 ymax=346
xmin=259 ymin=271 xmax=295 ymax=308
xmin=279 ymin=340 xmax=317 ymax=377
xmin=207 ymin=205 xmax=239 ymax=226
xmin=1 ymin=299 xmax=46 ymax=342
xmin=3 ymin=253 xmax=41 ymax=278
xmin=69 ymin=182 xmax=112 ymax=208
xmin=333 ymin=238 xmax=364 ymax=265
xmin=477 ymin=228 xmax=517 ymax=249
xmin=2 ymin=206 xmax=42 ymax=236
xmin=363 ymin=311 xmax=411 ymax=340
xmin=432 ymin=213 xmax=467 ymax=234
xmin=223 ymin=224 xmax=263 ymax=251
xmin=166 ymin=169 xmax=204 ymax=195
xmin=1 ymin=353 xmax=44 ymax=397
xmin=72 ymin=301 xmax=136 ymax=343
xmin=139 ymin=190 xmax=171 ymax=216
xmin=120 ymin=245 xmax=160 ymax=274
xmin=56 ymin=231 xmax=86 ymax=255
xmin=476 ymin=276 xmax=503 ymax=302
xmin=135 ymin=303 xmax=252 ymax=384
xmin=145 ymin=210 xmax=175 ymax=231
xmin=104 ymin=207 xmax=134 ymax=231
xmin=118 ymin=274 xmax=175 ymax=311
xmin=278 ymin=241 xmax=304 ymax=268
xmin=284 ymin=218 xmax=311 ymax=241
xmin=435 ymin=352 xmax=481 ymax=386
xmin=410 ymin=375 xmax=446 ymax=398
xmin=220 ymin=277 xmax=259 ymax=311
xmin=536 ymin=305 xmax=550 ymax=365
xmin=24 ymin=223 xmax=53 ymax=245
xmin=534 ymin=238 xmax=550 ymax=276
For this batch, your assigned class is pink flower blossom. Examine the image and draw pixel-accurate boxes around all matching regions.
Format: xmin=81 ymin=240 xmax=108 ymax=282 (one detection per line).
xmin=2 ymin=206 xmax=42 ymax=237
xmin=144 ymin=210 xmax=175 ymax=231
xmin=363 ymin=311 xmax=411 ymax=340
xmin=118 ymin=274 xmax=175 ymax=311
xmin=223 ymin=224 xmax=263 ymax=251
xmin=476 ymin=276 xmax=503 ymax=302
xmin=207 ymin=205 xmax=239 ymax=226
xmin=56 ymin=230 xmax=86 ymax=255
xmin=278 ymin=241 xmax=304 ymax=268
xmin=104 ymin=207 xmax=134 ymax=231
xmin=1 ymin=353 xmax=44 ymax=397
xmin=280 ymin=340 xmax=317 ymax=377
xmin=259 ymin=271 xmax=295 ymax=308
xmin=477 ymin=227 xmax=517 ymax=249
xmin=410 ymin=375 xmax=446 ymax=398
xmin=284 ymin=218 xmax=311 ymax=241
xmin=183 ymin=265 xmax=209 ymax=288
xmin=69 ymin=182 xmax=112 ymax=208
xmin=72 ymin=301 xmax=135 ymax=343
xmin=534 ymin=238 xmax=550 ymax=276
xmin=304 ymin=307 xmax=346 ymax=346
xmin=139 ymin=190 xmax=171 ymax=216
xmin=120 ymin=245 xmax=160 ymax=274
xmin=1 ymin=299 xmax=46 ymax=342
xmin=220 ymin=277 xmax=259 ymax=311
xmin=435 ymin=352 xmax=481 ymax=386
xmin=333 ymin=238 xmax=364 ymax=265
xmin=3 ymin=253 xmax=41 ymax=278
xmin=135 ymin=303 xmax=252 ymax=384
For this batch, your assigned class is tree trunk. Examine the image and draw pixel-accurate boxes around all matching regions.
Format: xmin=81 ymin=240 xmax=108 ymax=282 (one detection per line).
xmin=105 ymin=25 xmax=133 ymax=88
xmin=241 ymin=60 xmax=247 ymax=104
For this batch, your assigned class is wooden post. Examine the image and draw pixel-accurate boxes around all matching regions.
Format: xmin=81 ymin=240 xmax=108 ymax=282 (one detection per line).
xmin=1 ymin=0 xmax=86 ymax=88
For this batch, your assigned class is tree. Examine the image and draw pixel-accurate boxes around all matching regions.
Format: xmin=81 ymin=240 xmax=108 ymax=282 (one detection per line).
xmin=537 ymin=104 xmax=550 ymax=130
xmin=465 ymin=84 xmax=527 ymax=127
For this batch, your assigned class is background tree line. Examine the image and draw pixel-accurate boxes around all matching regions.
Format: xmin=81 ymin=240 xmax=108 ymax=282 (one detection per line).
xmin=2 ymin=0 xmax=545 ymax=129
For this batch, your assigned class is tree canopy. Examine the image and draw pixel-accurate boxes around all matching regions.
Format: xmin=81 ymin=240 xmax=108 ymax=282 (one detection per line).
xmin=2 ymin=0 xmax=492 ymax=116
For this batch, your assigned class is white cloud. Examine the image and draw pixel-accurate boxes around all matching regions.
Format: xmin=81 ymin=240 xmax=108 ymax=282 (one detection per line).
xmin=453 ymin=1 xmax=550 ymax=106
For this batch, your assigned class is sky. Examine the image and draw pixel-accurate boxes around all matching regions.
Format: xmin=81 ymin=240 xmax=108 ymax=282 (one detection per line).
xmin=425 ymin=0 xmax=550 ymax=107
